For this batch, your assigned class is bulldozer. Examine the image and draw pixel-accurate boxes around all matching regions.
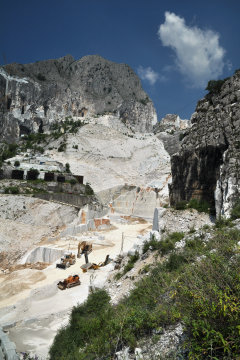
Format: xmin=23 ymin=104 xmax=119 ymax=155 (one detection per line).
xmin=57 ymin=274 xmax=80 ymax=290
xmin=56 ymin=252 xmax=76 ymax=269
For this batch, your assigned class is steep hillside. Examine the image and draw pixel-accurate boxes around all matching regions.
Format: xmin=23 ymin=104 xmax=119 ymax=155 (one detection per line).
xmin=169 ymin=71 xmax=240 ymax=217
xmin=0 ymin=55 xmax=157 ymax=142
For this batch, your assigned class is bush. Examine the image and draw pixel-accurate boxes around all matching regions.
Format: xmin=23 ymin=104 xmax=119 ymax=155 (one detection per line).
xmin=165 ymin=253 xmax=187 ymax=272
xmin=177 ymin=252 xmax=240 ymax=359
xmin=58 ymin=143 xmax=66 ymax=152
xmin=175 ymin=200 xmax=187 ymax=210
xmin=85 ymin=182 xmax=94 ymax=196
xmin=4 ymin=186 xmax=19 ymax=194
xmin=188 ymin=198 xmax=210 ymax=213
xmin=65 ymin=163 xmax=70 ymax=173
xmin=215 ymin=216 xmax=233 ymax=229
xmin=206 ymin=79 xmax=224 ymax=94
xmin=14 ymin=160 xmax=20 ymax=167
xmin=159 ymin=232 xmax=184 ymax=256
xmin=143 ymin=235 xmax=161 ymax=253
xmin=231 ymin=201 xmax=240 ymax=220
xmin=69 ymin=178 xmax=77 ymax=185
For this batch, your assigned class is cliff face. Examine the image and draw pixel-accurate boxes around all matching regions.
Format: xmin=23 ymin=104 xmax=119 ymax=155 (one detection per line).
xmin=0 ymin=55 xmax=157 ymax=142
xmin=169 ymin=71 xmax=240 ymax=217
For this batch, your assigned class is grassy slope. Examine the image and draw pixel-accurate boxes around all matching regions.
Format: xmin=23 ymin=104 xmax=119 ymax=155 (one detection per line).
xmin=49 ymin=220 xmax=240 ymax=360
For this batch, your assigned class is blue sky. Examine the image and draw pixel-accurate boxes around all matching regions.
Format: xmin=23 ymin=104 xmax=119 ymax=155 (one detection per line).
xmin=1 ymin=0 xmax=240 ymax=120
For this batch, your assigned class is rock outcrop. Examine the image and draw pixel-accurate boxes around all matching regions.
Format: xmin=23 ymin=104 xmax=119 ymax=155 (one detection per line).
xmin=0 ymin=55 xmax=157 ymax=142
xmin=154 ymin=114 xmax=190 ymax=156
xmin=169 ymin=71 xmax=240 ymax=216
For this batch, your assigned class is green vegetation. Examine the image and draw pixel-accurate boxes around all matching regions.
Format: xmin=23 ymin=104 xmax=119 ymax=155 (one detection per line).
xmin=174 ymin=198 xmax=210 ymax=213
xmin=69 ymin=178 xmax=77 ymax=185
xmin=139 ymin=97 xmax=150 ymax=105
xmin=4 ymin=186 xmax=19 ymax=194
xmin=84 ymin=182 xmax=94 ymax=196
xmin=174 ymin=200 xmax=188 ymax=210
xmin=143 ymin=234 xmax=161 ymax=253
xmin=65 ymin=163 xmax=70 ymax=173
xmin=115 ymin=252 xmax=139 ymax=280
xmin=50 ymin=117 xmax=85 ymax=136
xmin=188 ymin=198 xmax=210 ymax=213
xmin=14 ymin=160 xmax=20 ymax=167
xmin=205 ymin=78 xmax=230 ymax=95
xmin=58 ymin=143 xmax=66 ymax=152
xmin=231 ymin=201 xmax=240 ymax=220
xmin=50 ymin=225 xmax=240 ymax=360
xmin=0 ymin=143 xmax=18 ymax=166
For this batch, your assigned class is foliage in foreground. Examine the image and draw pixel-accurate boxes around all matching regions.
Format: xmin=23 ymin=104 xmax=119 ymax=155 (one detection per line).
xmin=49 ymin=227 xmax=240 ymax=360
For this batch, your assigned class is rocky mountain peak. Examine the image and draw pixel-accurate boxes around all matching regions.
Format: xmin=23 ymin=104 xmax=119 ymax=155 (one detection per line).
xmin=0 ymin=55 xmax=157 ymax=142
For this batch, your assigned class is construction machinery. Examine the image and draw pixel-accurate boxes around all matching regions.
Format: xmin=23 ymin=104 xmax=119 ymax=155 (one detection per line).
xmin=80 ymin=254 xmax=111 ymax=273
xmin=77 ymin=241 xmax=92 ymax=263
xmin=56 ymin=252 xmax=76 ymax=269
xmin=57 ymin=274 xmax=80 ymax=290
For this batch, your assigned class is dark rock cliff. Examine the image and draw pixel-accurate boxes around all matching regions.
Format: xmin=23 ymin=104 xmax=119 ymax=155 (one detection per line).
xmin=169 ymin=71 xmax=240 ymax=216
xmin=0 ymin=55 xmax=157 ymax=142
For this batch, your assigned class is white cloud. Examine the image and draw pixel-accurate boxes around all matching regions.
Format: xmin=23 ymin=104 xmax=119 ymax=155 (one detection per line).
xmin=158 ymin=12 xmax=226 ymax=87
xmin=137 ymin=66 xmax=161 ymax=85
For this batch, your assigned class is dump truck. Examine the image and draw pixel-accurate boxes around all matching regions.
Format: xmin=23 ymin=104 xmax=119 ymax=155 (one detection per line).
xmin=57 ymin=274 xmax=80 ymax=290
xmin=56 ymin=252 xmax=76 ymax=269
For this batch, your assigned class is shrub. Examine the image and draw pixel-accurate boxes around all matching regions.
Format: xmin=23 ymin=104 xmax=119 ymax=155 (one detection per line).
xmin=174 ymin=200 xmax=187 ymax=210
xmin=177 ymin=252 xmax=240 ymax=359
xmin=4 ymin=186 xmax=19 ymax=194
xmin=14 ymin=160 xmax=20 ymax=167
xmin=123 ymin=252 xmax=139 ymax=275
xmin=139 ymin=97 xmax=149 ymax=105
xmin=85 ymin=182 xmax=94 ymax=195
xmin=159 ymin=232 xmax=184 ymax=256
xmin=188 ymin=198 xmax=210 ymax=213
xmin=143 ymin=235 xmax=161 ymax=253
xmin=65 ymin=163 xmax=70 ymax=173
xmin=165 ymin=253 xmax=187 ymax=272
xmin=215 ymin=216 xmax=233 ymax=229
xmin=206 ymin=79 xmax=225 ymax=94
xmin=58 ymin=143 xmax=66 ymax=152
xmin=231 ymin=201 xmax=240 ymax=220
xmin=69 ymin=178 xmax=77 ymax=185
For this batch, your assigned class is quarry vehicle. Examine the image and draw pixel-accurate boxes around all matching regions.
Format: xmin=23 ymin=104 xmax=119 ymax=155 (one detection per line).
xmin=80 ymin=255 xmax=111 ymax=273
xmin=57 ymin=274 xmax=80 ymax=290
xmin=56 ymin=252 xmax=76 ymax=269
xmin=77 ymin=241 xmax=93 ymax=263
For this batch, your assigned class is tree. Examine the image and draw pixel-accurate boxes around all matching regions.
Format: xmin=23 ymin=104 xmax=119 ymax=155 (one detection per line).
xmin=65 ymin=163 xmax=70 ymax=173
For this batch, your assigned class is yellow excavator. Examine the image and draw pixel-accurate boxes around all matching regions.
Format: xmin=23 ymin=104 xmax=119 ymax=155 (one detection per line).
xmin=77 ymin=241 xmax=93 ymax=263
